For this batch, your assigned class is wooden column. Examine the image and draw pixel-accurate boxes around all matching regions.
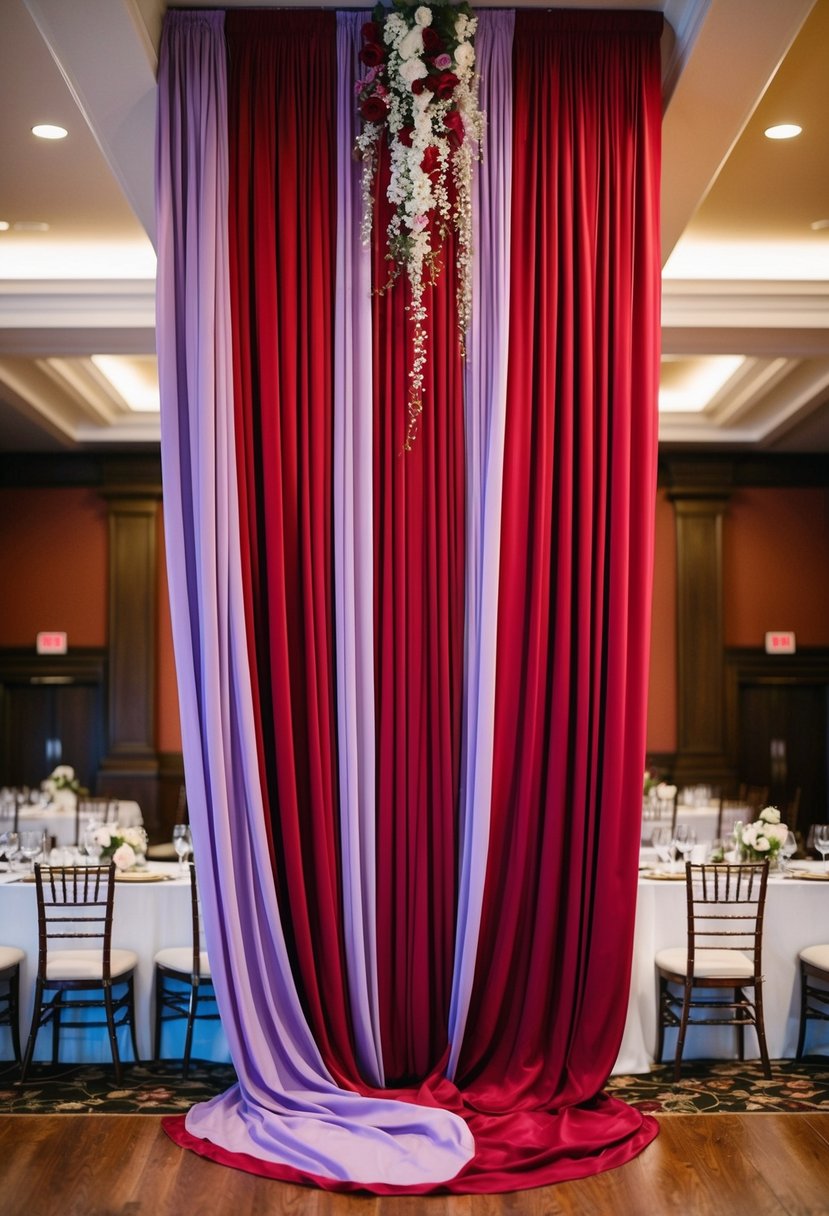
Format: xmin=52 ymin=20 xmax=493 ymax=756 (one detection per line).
xmin=98 ymin=471 xmax=162 ymax=829
xmin=667 ymin=461 xmax=734 ymax=788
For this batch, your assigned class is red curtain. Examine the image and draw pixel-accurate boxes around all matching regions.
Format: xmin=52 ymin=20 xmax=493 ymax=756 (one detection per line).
xmin=371 ymin=139 xmax=467 ymax=1084
xmin=458 ymin=9 xmax=663 ymax=1127
xmin=169 ymin=6 xmax=662 ymax=1193
xmin=225 ymin=11 xmax=360 ymax=1088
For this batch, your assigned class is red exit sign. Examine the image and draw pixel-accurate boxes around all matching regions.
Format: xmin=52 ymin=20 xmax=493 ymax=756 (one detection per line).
xmin=36 ymin=631 xmax=68 ymax=655
xmin=765 ymin=631 xmax=796 ymax=655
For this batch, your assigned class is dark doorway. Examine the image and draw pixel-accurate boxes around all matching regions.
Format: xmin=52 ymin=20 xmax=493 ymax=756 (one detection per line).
xmin=733 ymin=665 xmax=829 ymax=844
xmin=0 ymin=651 xmax=106 ymax=792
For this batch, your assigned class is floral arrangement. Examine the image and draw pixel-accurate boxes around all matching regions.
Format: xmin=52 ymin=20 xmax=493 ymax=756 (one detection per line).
xmin=736 ymin=806 xmax=789 ymax=862
xmin=42 ymin=765 xmax=86 ymax=799
xmin=356 ymin=0 xmax=484 ymax=447
xmin=643 ymin=768 xmax=660 ymax=796
xmin=88 ymin=823 xmax=148 ymax=872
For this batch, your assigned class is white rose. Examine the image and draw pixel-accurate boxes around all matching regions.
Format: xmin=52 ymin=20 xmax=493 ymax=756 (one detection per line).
xmin=741 ymin=825 xmax=757 ymax=847
xmin=398 ymin=27 xmax=424 ymax=60
xmin=112 ymin=843 xmax=136 ymax=871
xmin=759 ymin=805 xmax=780 ymax=824
xmin=753 ymin=836 xmax=770 ymax=852
xmin=454 ymin=42 xmax=475 ymax=70
xmin=400 ymin=56 xmax=428 ymax=83
xmin=94 ymin=826 xmax=112 ymax=847
xmin=767 ymin=823 xmax=788 ymax=844
xmin=414 ymin=6 xmax=432 ymax=27
xmin=656 ymin=783 xmax=677 ymax=801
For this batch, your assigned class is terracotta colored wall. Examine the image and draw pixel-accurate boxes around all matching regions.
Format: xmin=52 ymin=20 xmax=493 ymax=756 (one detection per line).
xmin=646 ymin=488 xmax=677 ymax=753
xmin=156 ymin=514 xmax=182 ymax=752
xmin=0 ymin=487 xmax=107 ymax=646
xmin=723 ymin=487 xmax=829 ymax=647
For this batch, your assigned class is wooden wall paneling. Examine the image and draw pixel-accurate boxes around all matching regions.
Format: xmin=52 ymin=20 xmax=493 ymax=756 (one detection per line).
xmin=668 ymin=466 xmax=733 ymax=786
xmin=98 ymin=486 xmax=162 ymax=832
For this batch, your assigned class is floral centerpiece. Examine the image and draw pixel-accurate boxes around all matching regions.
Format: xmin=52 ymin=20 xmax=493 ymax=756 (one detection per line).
xmin=88 ymin=823 xmax=148 ymax=872
xmin=736 ymin=806 xmax=789 ymax=863
xmin=41 ymin=765 xmax=87 ymax=811
xmin=356 ymin=0 xmax=484 ymax=447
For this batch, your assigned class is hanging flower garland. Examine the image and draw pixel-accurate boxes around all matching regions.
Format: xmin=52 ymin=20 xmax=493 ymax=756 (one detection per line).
xmin=356 ymin=0 xmax=483 ymax=448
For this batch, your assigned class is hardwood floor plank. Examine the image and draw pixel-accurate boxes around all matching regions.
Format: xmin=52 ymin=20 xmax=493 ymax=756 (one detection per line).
xmin=1 ymin=1115 xmax=827 ymax=1216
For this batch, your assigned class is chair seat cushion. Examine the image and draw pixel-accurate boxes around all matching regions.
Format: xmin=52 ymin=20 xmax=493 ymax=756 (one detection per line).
xmin=0 ymin=945 xmax=25 ymax=971
xmin=800 ymin=943 xmax=829 ymax=972
xmin=154 ymin=947 xmax=211 ymax=978
xmin=656 ymin=946 xmax=755 ymax=980
xmin=45 ymin=948 xmax=138 ymax=982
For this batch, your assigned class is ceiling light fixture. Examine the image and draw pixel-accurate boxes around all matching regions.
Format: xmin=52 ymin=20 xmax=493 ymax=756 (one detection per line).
xmin=31 ymin=123 xmax=68 ymax=140
xmin=764 ymin=123 xmax=802 ymax=140
xmin=0 ymin=222 xmax=9 ymax=232
xmin=810 ymin=219 xmax=829 ymax=231
xmin=12 ymin=221 xmax=49 ymax=232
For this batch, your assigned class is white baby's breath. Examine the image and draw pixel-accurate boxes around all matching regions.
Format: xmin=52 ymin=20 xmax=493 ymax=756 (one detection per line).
xmin=355 ymin=0 xmax=484 ymax=447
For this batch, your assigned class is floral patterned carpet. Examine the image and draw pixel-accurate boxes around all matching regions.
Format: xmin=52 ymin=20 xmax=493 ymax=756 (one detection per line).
xmin=606 ymin=1058 xmax=829 ymax=1114
xmin=0 ymin=1058 xmax=827 ymax=1115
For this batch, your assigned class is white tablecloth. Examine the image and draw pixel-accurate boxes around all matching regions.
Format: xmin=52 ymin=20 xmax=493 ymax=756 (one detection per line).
xmin=0 ymin=863 xmax=228 ymax=1065
xmin=614 ymin=862 xmax=829 ymax=1073
xmin=14 ymin=800 xmax=143 ymax=848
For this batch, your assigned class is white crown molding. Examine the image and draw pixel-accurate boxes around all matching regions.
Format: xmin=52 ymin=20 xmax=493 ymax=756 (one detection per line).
xmin=662 ymin=280 xmax=829 ymax=331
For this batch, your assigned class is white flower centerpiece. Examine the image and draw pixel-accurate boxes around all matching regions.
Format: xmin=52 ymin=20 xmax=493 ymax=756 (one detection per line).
xmin=736 ymin=805 xmax=789 ymax=864
xmin=89 ymin=823 xmax=148 ymax=872
xmin=41 ymin=765 xmax=86 ymax=812
xmin=356 ymin=0 xmax=484 ymax=447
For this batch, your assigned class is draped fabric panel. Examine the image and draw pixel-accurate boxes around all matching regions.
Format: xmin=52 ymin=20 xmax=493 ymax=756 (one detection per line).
xmin=157 ymin=6 xmax=662 ymax=1194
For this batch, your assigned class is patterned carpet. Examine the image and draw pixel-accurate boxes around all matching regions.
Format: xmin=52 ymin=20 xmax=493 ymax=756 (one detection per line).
xmin=0 ymin=1058 xmax=827 ymax=1115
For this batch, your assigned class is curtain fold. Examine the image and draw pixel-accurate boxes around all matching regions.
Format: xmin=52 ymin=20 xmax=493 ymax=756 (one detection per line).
xmin=157 ymin=5 xmax=663 ymax=1194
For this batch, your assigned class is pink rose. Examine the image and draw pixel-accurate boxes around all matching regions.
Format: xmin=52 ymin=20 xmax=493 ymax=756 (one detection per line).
xmin=433 ymin=53 xmax=452 ymax=71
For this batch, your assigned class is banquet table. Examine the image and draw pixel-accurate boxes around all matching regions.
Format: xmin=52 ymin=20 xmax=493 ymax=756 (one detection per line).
xmin=613 ymin=861 xmax=829 ymax=1074
xmin=0 ymin=863 xmax=228 ymax=1065
xmin=14 ymin=799 xmax=143 ymax=849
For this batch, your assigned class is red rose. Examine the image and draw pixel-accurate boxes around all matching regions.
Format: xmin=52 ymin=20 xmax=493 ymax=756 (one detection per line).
xmin=359 ymin=42 xmax=385 ymax=68
xmin=421 ymin=145 xmax=440 ymax=175
xmin=432 ymin=71 xmax=459 ymax=100
xmin=422 ymin=27 xmax=442 ymax=52
xmin=398 ymin=125 xmax=414 ymax=147
xmin=360 ymin=93 xmax=389 ymax=123
xmin=361 ymin=21 xmax=381 ymax=41
xmin=444 ymin=109 xmax=465 ymax=146
xmin=411 ymin=78 xmax=427 ymax=95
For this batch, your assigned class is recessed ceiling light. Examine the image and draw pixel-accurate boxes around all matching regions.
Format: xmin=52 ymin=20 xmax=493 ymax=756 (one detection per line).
xmin=810 ymin=219 xmax=829 ymax=231
xmin=12 ymin=221 xmax=49 ymax=232
xmin=32 ymin=123 xmax=67 ymax=140
xmin=0 ymin=222 xmax=9 ymax=232
xmin=764 ymin=123 xmax=802 ymax=140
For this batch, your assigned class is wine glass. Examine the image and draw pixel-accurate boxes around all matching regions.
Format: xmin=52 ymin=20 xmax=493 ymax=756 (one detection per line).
xmin=674 ymin=825 xmax=696 ymax=871
xmin=814 ymin=824 xmax=829 ymax=873
xmin=172 ymin=824 xmax=193 ymax=875
xmin=779 ymin=830 xmax=797 ymax=873
xmin=0 ymin=830 xmax=19 ymax=871
xmin=83 ymin=822 xmax=103 ymax=864
xmin=18 ymin=830 xmax=45 ymax=874
xmin=651 ymin=825 xmax=674 ymax=872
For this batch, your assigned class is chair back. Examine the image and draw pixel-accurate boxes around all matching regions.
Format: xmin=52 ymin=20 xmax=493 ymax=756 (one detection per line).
xmin=684 ymin=861 xmax=769 ymax=979
xmin=717 ymin=798 xmax=752 ymax=841
xmin=33 ymin=863 xmax=118 ymax=981
xmin=186 ymin=861 xmax=206 ymax=980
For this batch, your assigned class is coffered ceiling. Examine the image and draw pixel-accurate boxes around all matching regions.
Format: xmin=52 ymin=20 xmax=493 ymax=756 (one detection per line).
xmin=1 ymin=0 xmax=828 ymax=453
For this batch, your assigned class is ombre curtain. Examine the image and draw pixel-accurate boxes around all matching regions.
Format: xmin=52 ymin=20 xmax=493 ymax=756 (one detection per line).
xmin=156 ymin=6 xmax=662 ymax=1194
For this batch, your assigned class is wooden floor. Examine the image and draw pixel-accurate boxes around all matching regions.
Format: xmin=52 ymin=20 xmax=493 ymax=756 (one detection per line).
xmin=1 ymin=1114 xmax=828 ymax=1216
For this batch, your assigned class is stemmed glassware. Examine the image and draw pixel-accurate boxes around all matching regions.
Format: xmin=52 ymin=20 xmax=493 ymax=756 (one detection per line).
xmin=674 ymin=825 xmax=696 ymax=871
xmin=814 ymin=824 xmax=829 ymax=873
xmin=779 ymin=830 xmax=797 ymax=873
xmin=651 ymin=825 xmax=675 ymax=873
xmin=18 ymin=830 xmax=45 ymax=874
xmin=83 ymin=821 xmax=103 ymax=864
xmin=0 ymin=831 xmax=20 ymax=871
xmin=172 ymin=824 xmax=193 ymax=876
